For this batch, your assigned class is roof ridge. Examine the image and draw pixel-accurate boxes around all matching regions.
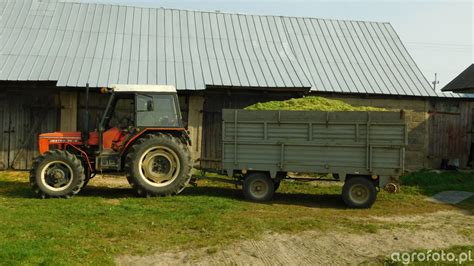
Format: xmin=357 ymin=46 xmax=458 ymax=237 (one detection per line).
xmin=59 ymin=0 xmax=392 ymax=25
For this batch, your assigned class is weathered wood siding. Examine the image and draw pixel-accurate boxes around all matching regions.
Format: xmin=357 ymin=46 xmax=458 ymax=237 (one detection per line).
xmin=428 ymin=101 xmax=473 ymax=167
xmin=0 ymin=83 xmax=60 ymax=170
xmin=0 ymin=92 xmax=6 ymax=170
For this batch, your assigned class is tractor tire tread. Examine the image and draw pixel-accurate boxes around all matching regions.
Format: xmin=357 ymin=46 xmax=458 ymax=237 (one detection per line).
xmin=29 ymin=150 xmax=85 ymax=199
xmin=125 ymin=133 xmax=193 ymax=197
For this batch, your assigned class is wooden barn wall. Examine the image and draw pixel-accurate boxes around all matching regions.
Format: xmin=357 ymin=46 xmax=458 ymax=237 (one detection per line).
xmin=428 ymin=101 xmax=473 ymax=168
xmin=0 ymin=82 xmax=60 ymax=170
xmin=200 ymin=90 xmax=302 ymax=169
xmin=77 ymin=92 xmax=109 ymax=131
xmin=0 ymin=92 xmax=6 ymax=170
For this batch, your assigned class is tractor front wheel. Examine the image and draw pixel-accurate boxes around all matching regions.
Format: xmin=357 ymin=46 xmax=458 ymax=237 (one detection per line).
xmin=30 ymin=150 xmax=86 ymax=198
xmin=125 ymin=133 xmax=193 ymax=197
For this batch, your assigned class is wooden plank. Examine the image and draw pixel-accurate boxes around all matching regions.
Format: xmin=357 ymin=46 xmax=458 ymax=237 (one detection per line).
xmin=187 ymin=95 xmax=204 ymax=161
xmin=0 ymin=91 xmax=6 ymax=170
xmin=60 ymin=91 xmax=78 ymax=131
xmin=428 ymin=101 xmax=473 ymax=168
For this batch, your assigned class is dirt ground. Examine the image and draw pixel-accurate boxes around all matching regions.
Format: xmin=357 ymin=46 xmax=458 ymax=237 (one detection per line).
xmin=116 ymin=210 xmax=473 ymax=265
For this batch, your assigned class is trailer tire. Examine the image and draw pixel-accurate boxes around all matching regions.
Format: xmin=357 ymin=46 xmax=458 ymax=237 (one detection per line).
xmin=342 ymin=177 xmax=377 ymax=208
xmin=243 ymin=172 xmax=274 ymax=201
xmin=30 ymin=150 xmax=85 ymax=198
xmin=125 ymin=133 xmax=193 ymax=197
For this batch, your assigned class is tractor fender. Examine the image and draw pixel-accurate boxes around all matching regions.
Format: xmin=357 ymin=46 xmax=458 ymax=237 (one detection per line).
xmin=120 ymin=128 xmax=189 ymax=160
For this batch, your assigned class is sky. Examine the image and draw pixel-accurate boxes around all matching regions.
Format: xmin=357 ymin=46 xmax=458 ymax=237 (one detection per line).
xmin=80 ymin=0 xmax=473 ymax=91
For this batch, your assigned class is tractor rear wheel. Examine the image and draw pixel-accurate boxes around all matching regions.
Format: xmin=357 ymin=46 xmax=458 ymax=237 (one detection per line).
xmin=30 ymin=150 xmax=86 ymax=198
xmin=125 ymin=133 xmax=193 ymax=197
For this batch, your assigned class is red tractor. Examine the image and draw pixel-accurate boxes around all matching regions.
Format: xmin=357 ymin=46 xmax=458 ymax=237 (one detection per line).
xmin=30 ymin=84 xmax=193 ymax=198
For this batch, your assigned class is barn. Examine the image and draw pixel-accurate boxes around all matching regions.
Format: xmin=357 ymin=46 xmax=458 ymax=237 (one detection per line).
xmin=0 ymin=0 xmax=472 ymax=171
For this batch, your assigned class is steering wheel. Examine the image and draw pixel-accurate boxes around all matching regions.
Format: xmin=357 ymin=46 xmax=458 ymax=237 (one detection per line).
xmin=118 ymin=115 xmax=133 ymax=129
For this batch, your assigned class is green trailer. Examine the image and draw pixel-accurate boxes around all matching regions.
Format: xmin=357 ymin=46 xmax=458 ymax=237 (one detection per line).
xmin=214 ymin=109 xmax=407 ymax=208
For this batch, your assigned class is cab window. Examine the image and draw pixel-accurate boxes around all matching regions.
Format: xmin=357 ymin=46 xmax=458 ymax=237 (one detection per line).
xmin=136 ymin=94 xmax=180 ymax=127
xmin=109 ymin=97 xmax=134 ymax=129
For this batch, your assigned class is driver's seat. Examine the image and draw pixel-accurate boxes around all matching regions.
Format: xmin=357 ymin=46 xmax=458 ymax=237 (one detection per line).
xmin=102 ymin=127 xmax=126 ymax=151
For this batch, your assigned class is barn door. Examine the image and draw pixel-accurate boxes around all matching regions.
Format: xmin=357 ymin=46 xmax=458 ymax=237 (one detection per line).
xmin=4 ymin=92 xmax=59 ymax=170
xmin=0 ymin=92 xmax=20 ymax=170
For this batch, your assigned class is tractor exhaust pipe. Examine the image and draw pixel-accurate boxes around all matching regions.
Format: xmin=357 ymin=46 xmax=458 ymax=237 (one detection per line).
xmin=82 ymin=83 xmax=90 ymax=146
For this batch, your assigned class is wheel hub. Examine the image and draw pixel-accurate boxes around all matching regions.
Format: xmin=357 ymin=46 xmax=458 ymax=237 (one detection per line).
xmin=41 ymin=161 xmax=74 ymax=191
xmin=251 ymin=180 xmax=268 ymax=197
xmin=139 ymin=146 xmax=181 ymax=187
xmin=52 ymin=170 xmax=65 ymax=180
xmin=349 ymin=184 xmax=370 ymax=205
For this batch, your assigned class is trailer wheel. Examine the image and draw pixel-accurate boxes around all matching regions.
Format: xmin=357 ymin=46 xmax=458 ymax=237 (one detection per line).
xmin=243 ymin=173 xmax=274 ymax=201
xmin=125 ymin=133 xmax=193 ymax=197
xmin=30 ymin=150 xmax=85 ymax=198
xmin=342 ymin=177 xmax=377 ymax=208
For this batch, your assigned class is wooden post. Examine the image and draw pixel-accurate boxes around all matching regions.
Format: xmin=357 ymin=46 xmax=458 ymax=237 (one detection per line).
xmin=187 ymin=95 xmax=204 ymax=161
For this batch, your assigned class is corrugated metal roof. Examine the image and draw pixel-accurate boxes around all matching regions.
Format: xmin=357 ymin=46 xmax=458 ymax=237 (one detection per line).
xmin=0 ymin=0 xmax=468 ymax=97
xmin=441 ymin=64 xmax=474 ymax=93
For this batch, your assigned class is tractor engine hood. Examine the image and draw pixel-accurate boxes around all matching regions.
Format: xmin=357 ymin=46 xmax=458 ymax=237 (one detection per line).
xmin=38 ymin=132 xmax=99 ymax=154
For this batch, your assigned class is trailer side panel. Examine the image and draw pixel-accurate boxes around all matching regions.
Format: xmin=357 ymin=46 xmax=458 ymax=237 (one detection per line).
xmin=222 ymin=109 xmax=407 ymax=178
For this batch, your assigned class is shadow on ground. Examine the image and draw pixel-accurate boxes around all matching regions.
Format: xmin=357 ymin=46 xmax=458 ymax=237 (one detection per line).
xmin=76 ymin=184 xmax=347 ymax=209
xmin=2 ymin=170 xmax=473 ymax=212
xmin=0 ymin=178 xmax=347 ymax=209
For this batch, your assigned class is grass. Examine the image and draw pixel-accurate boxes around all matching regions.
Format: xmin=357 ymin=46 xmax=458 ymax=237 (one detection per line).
xmin=244 ymin=96 xmax=388 ymax=111
xmin=401 ymin=170 xmax=474 ymax=195
xmin=0 ymin=170 xmax=472 ymax=265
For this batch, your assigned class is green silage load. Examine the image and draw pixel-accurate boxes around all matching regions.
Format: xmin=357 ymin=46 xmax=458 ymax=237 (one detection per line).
xmin=244 ymin=96 xmax=387 ymax=111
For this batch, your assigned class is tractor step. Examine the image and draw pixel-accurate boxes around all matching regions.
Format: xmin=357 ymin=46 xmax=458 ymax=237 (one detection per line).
xmin=96 ymin=151 xmax=121 ymax=171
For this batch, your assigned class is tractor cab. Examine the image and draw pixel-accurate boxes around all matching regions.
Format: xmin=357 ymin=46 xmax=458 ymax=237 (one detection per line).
xmin=100 ymin=84 xmax=183 ymax=132
xmin=33 ymin=85 xmax=193 ymax=199
xmin=94 ymin=85 xmax=185 ymax=171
